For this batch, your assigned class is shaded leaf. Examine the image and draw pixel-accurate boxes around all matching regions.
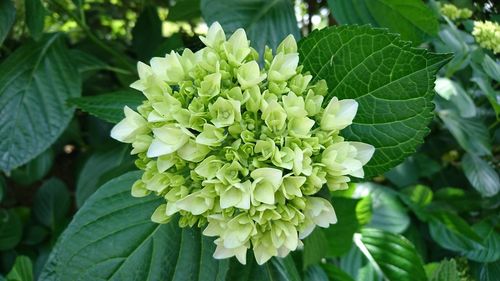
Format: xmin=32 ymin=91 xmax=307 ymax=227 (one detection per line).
xmin=298 ymin=25 xmax=451 ymax=177
xmin=439 ymin=110 xmax=491 ymax=156
xmin=76 ymin=144 xmax=134 ymax=207
xmin=0 ymin=34 xmax=81 ymax=172
xmin=40 ymin=172 xmax=229 ymax=281
xmin=429 ymin=259 xmax=459 ymax=281
xmin=132 ymin=6 xmax=163 ymax=61
xmin=355 ymin=228 xmax=427 ymax=281
xmin=461 ymin=153 xmax=499 ymax=197
xmin=25 ymin=0 xmax=46 ymax=40
xmin=10 ymin=148 xmax=54 ymax=186
xmin=68 ymin=90 xmax=143 ymax=124
xmin=323 ymin=197 xmax=360 ymax=257
xmin=168 ymin=0 xmax=201 ymax=21
xmin=357 ymin=183 xmax=409 ymax=233
xmin=0 ymin=0 xmax=16 ymax=45
xmin=0 ymin=209 xmax=22 ymax=251
xmin=33 ymin=178 xmax=70 ymax=230
xmin=305 ymin=266 xmax=329 ymax=281
xmin=303 ymin=229 xmax=328 ymax=268
xmin=201 ymin=0 xmax=300 ymax=55
xmin=226 ymin=255 xmax=301 ymax=281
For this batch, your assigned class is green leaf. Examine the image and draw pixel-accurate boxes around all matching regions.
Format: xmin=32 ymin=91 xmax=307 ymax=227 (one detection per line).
xmin=0 ymin=34 xmax=81 ymax=172
xmin=471 ymin=260 xmax=500 ymax=281
xmin=435 ymin=78 xmax=476 ymax=118
xmin=355 ymin=228 xmax=427 ymax=281
xmin=201 ymin=0 xmax=300 ymax=55
xmin=33 ymin=178 xmax=70 ymax=230
xmin=68 ymin=90 xmax=143 ymax=123
xmin=0 ymin=209 xmax=22 ymax=251
xmin=70 ymin=49 xmax=108 ymax=75
xmin=0 ymin=0 xmax=16 ymax=45
xmin=0 ymin=176 xmax=5 ymax=202
xmin=167 ymin=0 xmax=201 ymax=21
xmin=25 ymin=0 xmax=46 ymax=40
xmin=40 ymin=171 xmax=229 ymax=281
xmin=10 ymin=148 xmax=54 ymax=186
xmin=355 ymin=196 xmax=372 ymax=226
xmin=322 ymin=264 xmax=355 ymax=281
xmin=303 ymin=229 xmax=328 ymax=268
xmin=384 ymin=157 xmax=419 ymax=188
xmin=464 ymin=221 xmax=500 ymax=262
xmin=357 ymin=183 xmax=409 ymax=233
xmin=438 ymin=110 xmax=491 ymax=156
xmin=430 ymin=211 xmax=483 ymax=243
xmin=298 ymin=25 xmax=451 ymax=177
xmin=6 ymin=256 xmax=33 ymax=281
xmin=323 ymin=197 xmax=360 ymax=257
xmin=226 ymin=255 xmax=301 ymax=281
xmin=429 ymin=259 xmax=459 ymax=281
xmin=76 ymin=144 xmax=134 ymax=207
xmin=429 ymin=219 xmax=497 ymax=262
xmin=132 ymin=6 xmax=163 ymax=61
xmin=481 ymin=55 xmax=500 ymax=82
xmin=305 ymin=265 xmax=329 ymax=281
xmin=328 ymin=0 xmax=438 ymax=44
xmin=461 ymin=153 xmax=499 ymax=197
xmin=401 ymin=185 xmax=433 ymax=208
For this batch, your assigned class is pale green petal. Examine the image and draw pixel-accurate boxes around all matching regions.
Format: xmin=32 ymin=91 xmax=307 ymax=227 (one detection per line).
xmin=111 ymin=106 xmax=148 ymax=143
xmin=177 ymin=139 xmax=210 ymax=162
xmin=151 ymin=204 xmax=170 ymax=224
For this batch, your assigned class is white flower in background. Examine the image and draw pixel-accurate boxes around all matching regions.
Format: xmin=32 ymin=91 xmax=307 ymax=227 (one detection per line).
xmin=111 ymin=22 xmax=374 ymax=265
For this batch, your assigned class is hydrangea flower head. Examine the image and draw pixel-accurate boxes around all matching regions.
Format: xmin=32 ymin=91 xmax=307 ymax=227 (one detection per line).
xmin=111 ymin=22 xmax=374 ymax=265
xmin=440 ymin=3 xmax=472 ymax=21
xmin=472 ymin=20 xmax=500 ymax=54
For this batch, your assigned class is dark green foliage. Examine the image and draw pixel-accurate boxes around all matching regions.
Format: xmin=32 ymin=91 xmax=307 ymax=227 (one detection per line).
xmin=0 ymin=0 xmax=498 ymax=280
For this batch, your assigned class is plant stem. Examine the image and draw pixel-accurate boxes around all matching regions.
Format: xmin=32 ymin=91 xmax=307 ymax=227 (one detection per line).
xmin=48 ymin=0 xmax=135 ymax=73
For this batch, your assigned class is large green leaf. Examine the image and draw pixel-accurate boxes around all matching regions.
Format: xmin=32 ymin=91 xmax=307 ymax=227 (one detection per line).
xmin=355 ymin=228 xmax=427 ymax=281
xmin=0 ymin=0 xmax=15 ymax=45
xmin=298 ymin=25 xmax=451 ymax=177
xmin=328 ymin=0 xmax=438 ymax=44
xmin=461 ymin=153 xmax=499 ymax=197
xmin=0 ymin=34 xmax=81 ymax=172
xmin=323 ymin=197 xmax=360 ymax=257
xmin=40 ymin=172 xmax=229 ymax=281
xmin=75 ymin=144 xmax=134 ymax=207
xmin=201 ymin=0 xmax=300 ymax=55
xmin=68 ymin=90 xmax=143 ymax=124
xmin=225 ymin=255 xmax=301 ymax=281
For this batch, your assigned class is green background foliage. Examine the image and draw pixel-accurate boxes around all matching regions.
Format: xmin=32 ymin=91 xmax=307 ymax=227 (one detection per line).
xmin=0 ymin=0 xmax=498 ymax=280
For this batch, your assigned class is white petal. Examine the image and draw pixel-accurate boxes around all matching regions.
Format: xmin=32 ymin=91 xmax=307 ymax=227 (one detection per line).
xmin=350 ymin=142 xmax=375 ymax=165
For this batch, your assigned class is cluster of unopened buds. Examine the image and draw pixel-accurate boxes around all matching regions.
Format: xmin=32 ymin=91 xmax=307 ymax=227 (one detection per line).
xmin=111 ymin=22 xmax=374 ymax=265
xmin=439 ymin=3 xmax=472 ymax=21
xmin=472 ymin=20 xmax=500 ymax=54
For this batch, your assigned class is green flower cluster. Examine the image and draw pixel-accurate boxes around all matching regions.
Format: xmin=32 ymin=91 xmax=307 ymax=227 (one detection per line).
xmin=440 ymin=3 xmax=472 ymax=21
xmin=472 ymin=20 xmax=500 ymax=54
xmin=111 ymin=22 xmax=374 ymax=265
